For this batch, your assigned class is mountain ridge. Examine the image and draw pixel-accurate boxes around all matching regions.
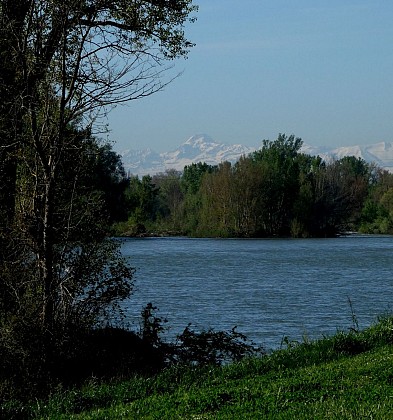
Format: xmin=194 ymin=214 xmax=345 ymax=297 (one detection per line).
xmin=120 ymin=134 xmax=393 ymax=176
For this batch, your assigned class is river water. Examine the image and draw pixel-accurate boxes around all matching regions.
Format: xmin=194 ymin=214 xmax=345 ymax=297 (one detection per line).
xmin=120 ymin=235 xmax=393 ymax=350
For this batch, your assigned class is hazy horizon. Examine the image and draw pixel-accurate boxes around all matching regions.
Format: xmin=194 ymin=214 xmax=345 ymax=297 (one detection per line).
xmin=117 ymin=133 xmax=393 ymax=153
xmin=107 ymin=1 xmax=393 ymax=153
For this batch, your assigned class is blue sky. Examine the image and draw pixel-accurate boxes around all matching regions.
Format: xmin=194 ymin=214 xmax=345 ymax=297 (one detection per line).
xmin=108 ymin=1 xmax=393 ymax=152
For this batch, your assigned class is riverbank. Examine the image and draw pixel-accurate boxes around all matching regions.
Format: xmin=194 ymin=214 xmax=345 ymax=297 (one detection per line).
xmin=6 ymin=316 xmax=393 ymax=419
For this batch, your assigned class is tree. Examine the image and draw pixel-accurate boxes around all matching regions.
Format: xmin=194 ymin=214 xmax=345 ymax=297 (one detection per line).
xmin=0 ymin=0 xmax=197 ymax=392
xmin=291 ymin=154 xmax=324 ymax=237
xmin=311 ymin=156 xmax=370 ymax=236
xmin=182 ymin=162 xmax=216 ymax=195
xmin=86 ymin=141 xmax=129 ymax=225
xmin=231 ymin=156 xmax=264 ymax=236
xmin=251 ymin=134 xmax=303 ymax=235
xmin=181 ymin=162 xmax=216 ymax=234
xmin=153 ymin=169 xmax=184 ymax=231
xmin=359 ymin=169 xmax=393 ymax=233
xmin=198 ymin=161 xmax=235 ymax=236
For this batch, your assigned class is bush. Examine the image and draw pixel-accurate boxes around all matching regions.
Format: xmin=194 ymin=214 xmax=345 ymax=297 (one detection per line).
xmin=171 ymin=325 xmax=265 ymax=366
xmin=139 ymin=304 xmax=264 ymax=367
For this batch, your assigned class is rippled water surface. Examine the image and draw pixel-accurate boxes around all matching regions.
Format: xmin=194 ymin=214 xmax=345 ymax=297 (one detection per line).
xmin=121 ymin=235 xmax=393 ymax=350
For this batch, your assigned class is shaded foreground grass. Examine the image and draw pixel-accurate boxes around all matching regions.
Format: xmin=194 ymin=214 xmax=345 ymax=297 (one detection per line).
xmin=5 ymin=316 xmax=393 ymax=419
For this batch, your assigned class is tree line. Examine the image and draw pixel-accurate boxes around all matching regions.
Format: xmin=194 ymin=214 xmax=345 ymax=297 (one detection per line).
xmin=116 ymin=134 xmax=393 ymax=238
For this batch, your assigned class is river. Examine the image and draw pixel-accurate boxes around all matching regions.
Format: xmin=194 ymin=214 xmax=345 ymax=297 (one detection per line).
xmin=120 ymin=235 xmax=393 ymax=350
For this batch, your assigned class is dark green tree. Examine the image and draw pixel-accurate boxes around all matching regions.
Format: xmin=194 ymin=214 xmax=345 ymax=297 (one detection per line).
xmin=291 ymin=154 xmax=324 ymax=237
xmin=359 ymin=169 xmax=393 ymax=233
xmin=251 ymin=134 xmax=303 ymax=235
xmin=153 ymin=170 xmax=184 ymax=231
xmin=182 ymin=162 xmax=216 ymax=195
xmin=231 ymin=156 xmax=264 ymax=236
xmin=312 ymin=156 xmax=370 ymax=236
xmin=181 ymin=162 xmax=216 ymax=234
xmin=121 ymin=174 xmax=159 ymax=234
xmin=198 ymin=161 xmax=235 ymax=236
xmin=0 ymin=0 xmax=196 ymax=321
xmin=0 ymin=0 xmax=197 ymax=394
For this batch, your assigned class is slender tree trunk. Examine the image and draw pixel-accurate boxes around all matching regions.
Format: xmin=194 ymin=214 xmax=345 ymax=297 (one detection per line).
xmin=41 ymin=176 xmax=55 ymax=329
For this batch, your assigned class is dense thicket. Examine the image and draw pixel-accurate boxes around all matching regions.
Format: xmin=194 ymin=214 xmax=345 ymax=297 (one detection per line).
xmin=118 ymin=134 xmax=393 ymax=238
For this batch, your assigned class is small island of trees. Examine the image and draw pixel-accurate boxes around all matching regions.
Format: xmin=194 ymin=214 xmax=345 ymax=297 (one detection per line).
xmin=115 ymin=133 xmax=393 ymax=238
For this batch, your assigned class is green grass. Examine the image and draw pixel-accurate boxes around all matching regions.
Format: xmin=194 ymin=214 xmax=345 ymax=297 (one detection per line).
xmin=5 ymin=316 xmax=393 ymax=419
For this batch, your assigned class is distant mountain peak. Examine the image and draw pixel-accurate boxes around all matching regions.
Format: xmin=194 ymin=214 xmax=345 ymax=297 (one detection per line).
xmin=183 ymin=134 xmax=215 ymax=146
xmin=121 ymin=136 xmax=393 ymax=176
xmin=121 ymin=134 xmax=254 ymax=176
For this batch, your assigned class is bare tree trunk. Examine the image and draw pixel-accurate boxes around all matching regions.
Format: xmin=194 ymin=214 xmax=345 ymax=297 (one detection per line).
xmin=41 ymin=176 xmax=55 ymax=329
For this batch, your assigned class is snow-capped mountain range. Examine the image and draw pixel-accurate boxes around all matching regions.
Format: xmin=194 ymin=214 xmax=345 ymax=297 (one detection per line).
xmin=120 ymin=134 xmax=393 ymax=176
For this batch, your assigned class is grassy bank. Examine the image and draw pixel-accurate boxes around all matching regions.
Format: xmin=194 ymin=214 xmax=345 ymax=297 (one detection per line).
xmin=4 ymin=316 xmax=393 ymax=419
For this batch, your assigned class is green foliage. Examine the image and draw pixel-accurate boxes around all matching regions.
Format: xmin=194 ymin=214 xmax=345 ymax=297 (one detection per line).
xmin=12 ymin=316 xmax=393 ymax=419
xmin=123 ymin=175 xmax=159 ymax=227
xmin=182 ymin=162 xmax=217 ymax=195
xmin=153 ymin=170 xmax=184 ymax=232
xmin=249 ymin=134 xmax=303 ymax=235
xmin=117 ymin=134 xmax=381 ymax=238
xmin=172 ymin=325 xmax=264 ymax=366
xmin=0 ymin=239 xmax=135 ymax=400
xmin=140 ymin=303 xmax=169 ymax=348
xmin=359 ymin=170 xmax=393 ymax=233
xmin=86 ymin=142 xmax=129 ymax=225
xmin=0 ymin=0 xmax=197 ymax=401
xmin=138 ymin=303 xmax=263 ymax=367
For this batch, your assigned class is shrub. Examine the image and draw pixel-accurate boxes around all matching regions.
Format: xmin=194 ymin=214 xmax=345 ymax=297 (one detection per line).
xmin=170 ymin=325 xmax=264 ymax=366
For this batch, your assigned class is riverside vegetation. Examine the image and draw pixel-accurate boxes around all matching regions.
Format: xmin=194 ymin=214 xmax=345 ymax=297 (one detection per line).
xmin=4 ymin=314 xmax=393 ymax=419
xmin=114 ymin=134 xmax=393 ymax=238
xmin=0 ymin=0 xmax=198 ymax=409
xmin=1 ymin=1 xmax=393 ymax=417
